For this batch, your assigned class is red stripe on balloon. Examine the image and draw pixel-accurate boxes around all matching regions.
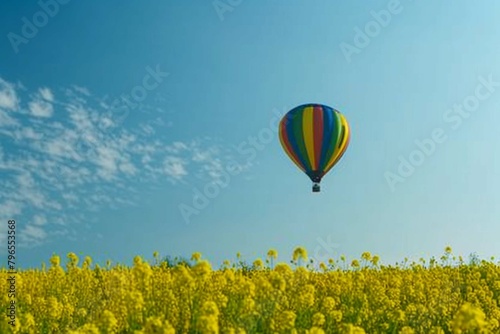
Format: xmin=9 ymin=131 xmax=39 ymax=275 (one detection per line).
xmin=313 ymin=105 xmax=324 ymax=170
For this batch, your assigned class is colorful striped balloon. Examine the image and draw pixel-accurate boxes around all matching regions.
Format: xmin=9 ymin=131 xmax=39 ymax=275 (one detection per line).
xmin=279 ymin=104 xmax=350 ymax=192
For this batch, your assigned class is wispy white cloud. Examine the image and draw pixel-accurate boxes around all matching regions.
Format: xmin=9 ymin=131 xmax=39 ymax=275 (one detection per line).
xmin=0 ymin=76 xmax=246 ymax=249
xmin=20 ymin=224 xmax=48 ymax=247
xmin=29 ymin=99 xmax=54 ymax=117
xmin=72 ymin=85 xmax=90 ymax=96
xmin=33 ymin=214 xmax=47 ymax=226
xmin=0 ymin=200 xmax=22 ymax=247
xmin=163 ymin=156 xmax=188 ymax=182
xmin=0 ymin=200 xmax=22 ymax=218
xmin=0 ymin=109 xmax=19 ymax=127
xmin=39 ymin=87 xmax=54 ymax=102
xmin=0 ymin=78 xmax=19 ymax=110
xmin=166 ymin=141 xmax=188 ymax=154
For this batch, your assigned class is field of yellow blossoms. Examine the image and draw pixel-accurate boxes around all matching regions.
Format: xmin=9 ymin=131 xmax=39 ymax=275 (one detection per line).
xmin=1 ymin=247 xmax=500 ymax=333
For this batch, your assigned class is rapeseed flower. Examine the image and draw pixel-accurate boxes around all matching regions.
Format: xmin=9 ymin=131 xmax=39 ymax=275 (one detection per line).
xmin=191 ymin=252 xmax=202 ymax=262
xmin=2 ymin=247 xmax=499 ymax=333
xmin=451 ymin=303 xmax=487 ymax=333
xmin=292 ymin=247 xmax=308 ymax=263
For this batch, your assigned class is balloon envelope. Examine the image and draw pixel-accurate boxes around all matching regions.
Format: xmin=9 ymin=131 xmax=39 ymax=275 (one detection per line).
xmin=278 ymin=104 xmax=350 ymax=191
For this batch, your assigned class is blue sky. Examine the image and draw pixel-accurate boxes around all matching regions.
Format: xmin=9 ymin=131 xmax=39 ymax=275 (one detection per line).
xmin=1 ymin=1 xmax=500 ymax=268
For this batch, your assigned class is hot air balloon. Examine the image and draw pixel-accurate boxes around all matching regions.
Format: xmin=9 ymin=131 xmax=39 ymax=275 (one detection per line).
xmin=278 ymin=104 xmax=350 ymax=192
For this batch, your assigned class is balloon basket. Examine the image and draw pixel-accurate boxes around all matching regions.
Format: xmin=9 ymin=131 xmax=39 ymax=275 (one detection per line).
xmin=312 ymin=183 xmax=320 ymax=193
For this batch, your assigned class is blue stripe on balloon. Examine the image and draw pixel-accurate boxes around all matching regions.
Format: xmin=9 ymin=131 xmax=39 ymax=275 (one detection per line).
xmin=285 ymin=107 xmax=310 ymax=172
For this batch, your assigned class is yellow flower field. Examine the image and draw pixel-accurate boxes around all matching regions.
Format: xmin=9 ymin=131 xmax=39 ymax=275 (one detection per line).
xmin=1 ymin=247 xmax=500 ymax=333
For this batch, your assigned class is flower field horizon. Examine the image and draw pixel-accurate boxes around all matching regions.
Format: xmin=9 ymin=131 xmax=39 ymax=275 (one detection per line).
xmin=2 ymin=247 xmax=500 ymax=333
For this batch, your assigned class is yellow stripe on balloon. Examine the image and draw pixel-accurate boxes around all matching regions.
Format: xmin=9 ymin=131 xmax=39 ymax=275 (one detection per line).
xmin=302 ymin=106 xmax=316 ymax=170
xmin=329 ymin=121 xmax=350 ymax=171
xmin=324 ymin=114 xmax=350 ymax=173
xmin=279 ymin=125 xmax=306 ymax=172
